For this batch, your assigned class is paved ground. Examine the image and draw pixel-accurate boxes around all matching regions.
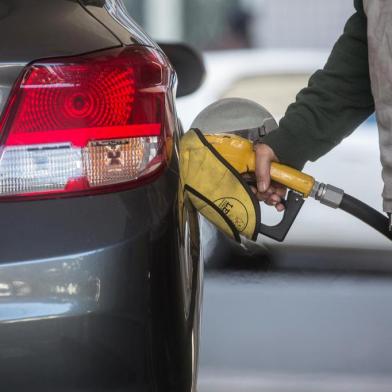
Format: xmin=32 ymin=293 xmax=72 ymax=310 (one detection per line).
xmin=198 ymin=269 xmax=392 ymax=392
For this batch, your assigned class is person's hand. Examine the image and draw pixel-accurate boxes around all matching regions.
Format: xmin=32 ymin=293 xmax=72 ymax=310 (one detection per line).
xmin=253 ymin=143 xmax=286 ymax=212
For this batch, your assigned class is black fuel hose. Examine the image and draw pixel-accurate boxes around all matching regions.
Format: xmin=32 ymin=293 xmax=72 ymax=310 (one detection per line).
xmin=339 ymin=194 xmax=392 ymax=241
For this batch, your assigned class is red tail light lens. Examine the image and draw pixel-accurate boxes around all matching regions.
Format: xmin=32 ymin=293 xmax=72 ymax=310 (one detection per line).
xmin=0 ymin=46 xmax=173 ymax=199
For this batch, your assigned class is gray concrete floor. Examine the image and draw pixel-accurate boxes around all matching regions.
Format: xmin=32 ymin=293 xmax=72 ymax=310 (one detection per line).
xmin=199 ymin=269 xmax=392 ymax=392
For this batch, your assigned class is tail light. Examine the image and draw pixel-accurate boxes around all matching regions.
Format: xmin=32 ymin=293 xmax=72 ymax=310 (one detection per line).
xmin=0 ymin=46 xmax=174 ymax=200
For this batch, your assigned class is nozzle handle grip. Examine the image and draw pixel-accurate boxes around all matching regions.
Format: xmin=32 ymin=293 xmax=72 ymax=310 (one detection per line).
xmin=248 ymin=155 xmax=314 ymax=197
xmin=270 ymin=163 xmax=315 ymax=198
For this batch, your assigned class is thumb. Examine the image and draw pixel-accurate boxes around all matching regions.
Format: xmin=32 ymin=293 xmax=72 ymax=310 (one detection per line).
xmin=255 ymin=145 xmax=273 ymax=193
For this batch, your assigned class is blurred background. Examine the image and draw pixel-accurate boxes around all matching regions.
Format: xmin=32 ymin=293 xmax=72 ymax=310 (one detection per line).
xmin=124 ymin=0 xmax=353 ymax=51
xmin=124 ymin=2 xmax=392 ymax=392
xmin=124 ymin=0 xmax=355 ymax=124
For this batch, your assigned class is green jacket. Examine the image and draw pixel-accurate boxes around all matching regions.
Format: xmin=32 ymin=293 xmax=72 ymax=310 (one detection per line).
xmin=263 ymin=0 xmax=375 ymax=170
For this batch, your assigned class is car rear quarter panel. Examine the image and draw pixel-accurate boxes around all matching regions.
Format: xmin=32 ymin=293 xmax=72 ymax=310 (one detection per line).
xmin=0 ymin=1 xmax=193 ymax=390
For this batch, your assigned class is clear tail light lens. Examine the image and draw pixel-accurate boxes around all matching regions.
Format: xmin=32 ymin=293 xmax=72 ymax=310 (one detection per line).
xmin=0 ymin=46 xmax=173 ymax=200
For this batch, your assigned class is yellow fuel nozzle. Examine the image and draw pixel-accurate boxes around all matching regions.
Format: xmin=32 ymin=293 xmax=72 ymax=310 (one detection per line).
xmin=204 ymin=133 xmax=316 ymax=198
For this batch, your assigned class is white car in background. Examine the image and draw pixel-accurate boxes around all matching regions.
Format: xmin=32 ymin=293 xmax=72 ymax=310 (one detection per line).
xmin=177 ymin=49 xmax=391 ymax=259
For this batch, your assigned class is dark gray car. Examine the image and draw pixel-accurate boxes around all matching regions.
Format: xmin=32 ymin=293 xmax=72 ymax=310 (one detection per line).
xmin=0 ymin=1 xmax=204 ymax=390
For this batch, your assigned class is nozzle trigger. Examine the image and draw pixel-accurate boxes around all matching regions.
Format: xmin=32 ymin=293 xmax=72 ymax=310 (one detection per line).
xmin=258 ymin=191 xmax=304 ymax=242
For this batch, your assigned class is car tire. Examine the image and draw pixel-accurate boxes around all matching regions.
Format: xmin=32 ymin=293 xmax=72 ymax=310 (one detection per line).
xmin=177 ymin=199 xmax=203 ymax=392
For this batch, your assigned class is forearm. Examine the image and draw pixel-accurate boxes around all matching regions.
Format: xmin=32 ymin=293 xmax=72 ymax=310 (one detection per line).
xmin=263 ymin=0 xmax=374 ymax=169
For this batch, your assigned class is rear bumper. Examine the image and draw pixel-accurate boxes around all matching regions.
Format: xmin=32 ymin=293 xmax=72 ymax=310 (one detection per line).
xmin=0 ymin=242 xmax=151 ymax=390
xmin=0 ymin=169 xmax=193 ymax=391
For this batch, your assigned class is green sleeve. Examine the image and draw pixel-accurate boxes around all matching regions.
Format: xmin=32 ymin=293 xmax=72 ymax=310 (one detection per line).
xmin=263 ymin=0 xmax=374 ymax=169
